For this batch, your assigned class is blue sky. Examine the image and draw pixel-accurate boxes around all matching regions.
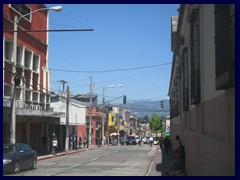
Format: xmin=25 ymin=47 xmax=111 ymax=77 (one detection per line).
xmin=46 ymin=4 xmax=179 ymax=103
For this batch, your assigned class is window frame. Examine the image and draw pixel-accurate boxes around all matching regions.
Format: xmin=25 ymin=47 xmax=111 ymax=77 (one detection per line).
xmin=190 ymin=9 xmax=201 ymax=105
xmin=10 ymin=4 xmax=32 ymax=22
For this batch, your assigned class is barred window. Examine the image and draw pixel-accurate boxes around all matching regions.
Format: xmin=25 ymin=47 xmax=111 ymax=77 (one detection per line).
xmin=190 ymin=9 xmax=200 ymax=105
xmin=182 ymin=48 xmax=189 ymax=111
xmin=215 ymin=5 xmax=235 ymax=90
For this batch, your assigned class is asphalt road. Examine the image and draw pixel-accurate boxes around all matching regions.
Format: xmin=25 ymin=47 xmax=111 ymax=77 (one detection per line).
xmin=6 ymin=144 xmax=165 ymax=176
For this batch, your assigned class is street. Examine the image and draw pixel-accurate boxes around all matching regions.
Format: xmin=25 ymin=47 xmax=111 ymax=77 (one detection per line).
xmin=7 ymin=144 xmax=162 ymax=176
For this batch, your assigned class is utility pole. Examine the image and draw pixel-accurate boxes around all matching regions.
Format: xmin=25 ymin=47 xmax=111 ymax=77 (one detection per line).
xmin=65 ymin=85 xmax=70 ymax=151
xmin=10 ymin=15 xmax=18 ymax=144
xmin=58 ymin=80 xmax=67 ymax=95
xmin=102 ymin=87 xmax=105 ymax=145
xmin=88 ymin=76 xmax=93 ymax=148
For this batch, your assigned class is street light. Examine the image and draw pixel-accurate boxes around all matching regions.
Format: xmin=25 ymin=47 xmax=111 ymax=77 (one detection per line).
xmin=104 ymin=84 xmax=123 ymax=146
xmin=10 ymin=5 xmax=62 ymax=144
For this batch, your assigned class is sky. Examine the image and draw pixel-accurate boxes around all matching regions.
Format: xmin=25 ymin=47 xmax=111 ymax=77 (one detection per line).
xmin=46 ymin=4 xmax=179 ymax=104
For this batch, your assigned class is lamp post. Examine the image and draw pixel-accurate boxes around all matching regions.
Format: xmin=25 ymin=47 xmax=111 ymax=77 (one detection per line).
xmin=10 ymin=5 xmax=62 ymax=144
xmin=104 ymin=84 xmax=123 ymax=145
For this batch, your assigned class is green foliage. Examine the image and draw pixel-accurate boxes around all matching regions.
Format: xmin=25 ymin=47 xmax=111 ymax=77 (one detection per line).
xmin=149 ymin=113 xmax=163 ymax=134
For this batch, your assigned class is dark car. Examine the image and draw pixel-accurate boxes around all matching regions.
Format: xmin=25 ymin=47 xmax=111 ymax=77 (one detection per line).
xmin=3 ymin=143 xmax=37 ymax=174
xmin=126 ymin=136 xmax=137 ymax=145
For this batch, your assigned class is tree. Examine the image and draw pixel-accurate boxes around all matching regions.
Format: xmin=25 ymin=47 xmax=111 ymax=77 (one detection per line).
xmin=149 ymin=114 xmax=162 ymax=134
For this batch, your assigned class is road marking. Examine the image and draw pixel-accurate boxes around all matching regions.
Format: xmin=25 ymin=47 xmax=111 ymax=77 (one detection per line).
xmin=90 ymin=158 xmax=98 ymax=161
xmin=115 ymin=151 xmax=118 ymax=153
xmin=105 ymin=153 xmax=110 ymax=156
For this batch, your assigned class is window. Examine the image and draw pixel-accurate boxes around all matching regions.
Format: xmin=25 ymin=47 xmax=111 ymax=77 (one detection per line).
xmin=182 ymin=48 xmax=189 ymax=111
xmin=24 ymin=50 xmax=32 ymax=69
xmin=215 ymin=5 xmax=235 ymax=90
xmin=17 ymin=45 xmax=23 ymax=65
xmin=5 ymin=41 xmax=13 ymax=61
xmin=190 ymin=9 xmax=201 ymax=105
xmin=11 ymin=4 xmax=31 ymax=21
xmin=33 ymin=54 xmax=39 ymax=72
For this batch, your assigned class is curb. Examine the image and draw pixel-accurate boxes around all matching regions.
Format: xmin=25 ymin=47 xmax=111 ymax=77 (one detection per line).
xmin=145 ymin=146 xmax=160 ymax=176
xmin=37 ymin=148 xmax=91 ymax=161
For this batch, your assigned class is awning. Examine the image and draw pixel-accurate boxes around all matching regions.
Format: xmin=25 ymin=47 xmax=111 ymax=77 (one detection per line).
xmin=110 ymin=133 xmax=119 ymax=136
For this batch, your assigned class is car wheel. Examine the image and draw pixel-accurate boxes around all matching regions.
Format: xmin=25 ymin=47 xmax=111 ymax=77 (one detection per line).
xmin=32 ymin=158 xmax=37 ymax=169
xmin=12 ymin=161 xmax=20 ymax=174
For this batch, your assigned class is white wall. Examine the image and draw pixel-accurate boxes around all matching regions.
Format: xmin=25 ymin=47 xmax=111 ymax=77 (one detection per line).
xmin=51 ymin=98 xmax=86 ymax=125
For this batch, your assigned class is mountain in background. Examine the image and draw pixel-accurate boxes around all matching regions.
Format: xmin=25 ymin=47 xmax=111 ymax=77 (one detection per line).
xmin=118 ymin=99 xmax=170 ymax=119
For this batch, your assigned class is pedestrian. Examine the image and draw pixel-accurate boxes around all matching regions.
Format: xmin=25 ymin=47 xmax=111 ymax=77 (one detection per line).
xmin=103 ymin=135 xmax=106 ymax=145
xmin=175 ymin=135 xmax=183 ymax=149
xmin=83 ymin=137 xmax=87 ymax=148
xmin=163 ymin=135 xmax=171 ymax=155
xmin=149 ymin=136 xmax=153 ymax=147
xmin=159 ymin=135 xmax=164 ymax=154
xmin=52 ymin=133 xmax=58 ymax=155
xmin=41 ymin=133 xmax=48 ymax=155
xmin=69 ymin=134 xmax=73 ymax=150
xmin=175 ymin=135 xmax=185 ymax=171
xmin=79 ymin=136 xmax=82 ymax=149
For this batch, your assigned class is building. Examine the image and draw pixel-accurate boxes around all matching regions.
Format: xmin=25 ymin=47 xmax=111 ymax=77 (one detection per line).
xmin=169 ymin=4 xmax=235 ymax=175
xmin=3 ymin=4 xmax=61 ymax=153
xmin=72 ymin=94 xmax=102 ymax=145
xmin=51 ymin=95 xmax=86 ymax=150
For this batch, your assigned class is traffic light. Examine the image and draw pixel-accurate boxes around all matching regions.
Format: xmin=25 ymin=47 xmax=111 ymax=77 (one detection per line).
xmin=123 ymin=95 xmax=126 ymax=104
xmin=160 ymin=100 xmax=164 ymax=109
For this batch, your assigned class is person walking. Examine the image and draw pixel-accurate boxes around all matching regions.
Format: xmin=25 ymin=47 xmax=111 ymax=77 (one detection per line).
xmin=52 ymin=133 xmax=58 ymax=155
xmin=83 ymin=137 xmax=87 ymax=148
xmin=79 ymin=136 xmax=82 ymax=149
xmin=149 ymin=136 xmax=153 ymax=147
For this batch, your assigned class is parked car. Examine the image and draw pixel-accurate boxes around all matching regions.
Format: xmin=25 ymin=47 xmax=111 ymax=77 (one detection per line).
xmin=3 ymin=143 xmax=37 ymax=174
xmin=126 ymin=136 xmax=137 ymax=145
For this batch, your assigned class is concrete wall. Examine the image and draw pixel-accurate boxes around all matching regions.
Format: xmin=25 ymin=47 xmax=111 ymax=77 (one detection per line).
xmin=184 ymin=88 xmax=235 ymax=175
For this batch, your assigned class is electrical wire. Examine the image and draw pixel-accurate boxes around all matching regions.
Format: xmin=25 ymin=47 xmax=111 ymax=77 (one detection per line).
xmin=48 ymin=62 xmax=171 ymax=73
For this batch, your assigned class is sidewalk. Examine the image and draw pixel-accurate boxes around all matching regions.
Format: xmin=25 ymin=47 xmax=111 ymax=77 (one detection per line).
xmin=147 ymin=147 xmax=176 ymax=176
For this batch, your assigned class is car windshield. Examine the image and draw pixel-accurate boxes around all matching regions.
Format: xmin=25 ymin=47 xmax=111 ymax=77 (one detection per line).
xmin=3 ymin=145 xmax=17 ymax=154
xmin=127 ymin=137 xmax=135 ymax=140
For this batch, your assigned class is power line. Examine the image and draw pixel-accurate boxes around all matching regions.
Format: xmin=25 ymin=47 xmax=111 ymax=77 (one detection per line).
xmin=48 ymin=62 xmax=171 ymax=74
